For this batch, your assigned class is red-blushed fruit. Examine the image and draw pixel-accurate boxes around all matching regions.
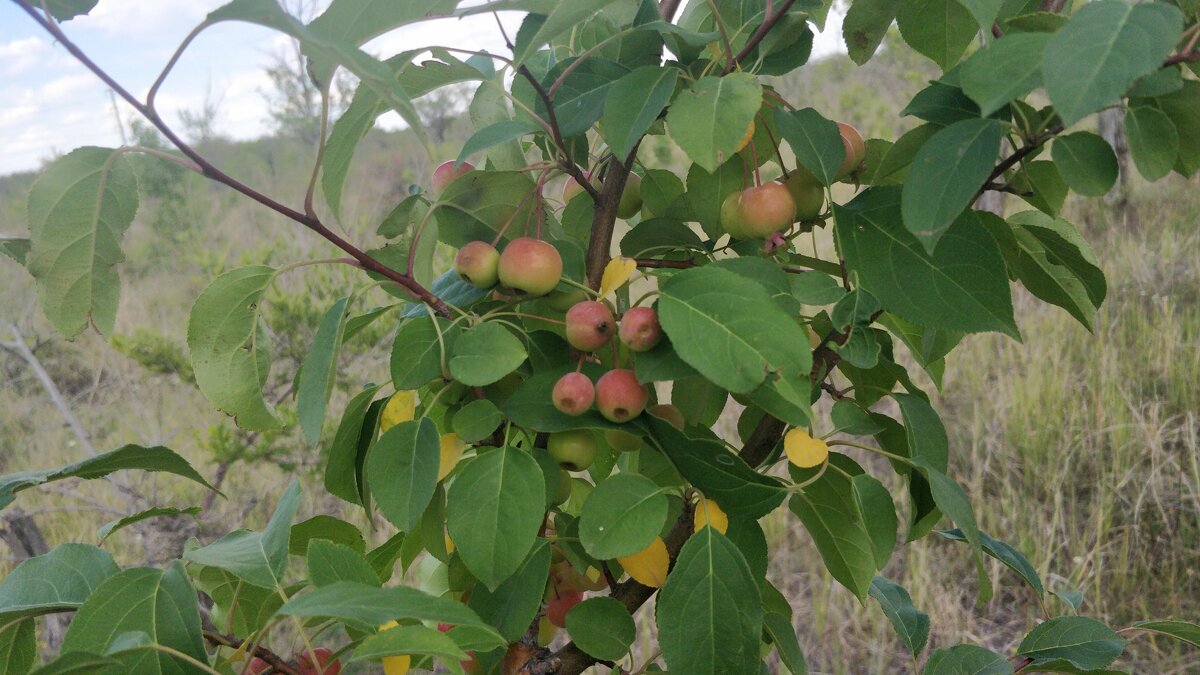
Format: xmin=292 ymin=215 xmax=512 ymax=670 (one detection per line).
xmin=565 ymin=300 xmax=615 ymax=351
xmin=461 ymin=652 xmax=481 ymax=674
xmin=246 ymin=657 xmax=270 ymax=674
xmin=454 ymin=241 xmax=500 ymax=288
xmin=617 ymin=173 xmax=643 ymax=219
xmin=619 ymin=307 xmax=662 ymax=352
xmin=648 ymin=403 xmax=685 ymax=430
xmin=297 ymin=647 xmax=340 ymax=675
xmin=595 ymin=369 xmax=648 ymax=422
xmin=738 ymin=182 xmax=797 ymax=239
xmin=432 ymin=160 xmax=474 ymax=194
xmin=438 ymin=623 xmax=452 ymax=632
xmin=548 ymin=429 xmax=597 ymax=471
xmin=552 ymin=372 xmax=595 ymax=416
xmin=837 ymin=122 xmax=866 ymax=179
xmin=498 ymin=237 xmax=563 ymax=297
xmin=546 ymin=589 xmax=584 ymax=627
xmin=720 ymin=191 xmax=749 ymax=239
xmin=783 ymin=173 xmax=825 ymax=222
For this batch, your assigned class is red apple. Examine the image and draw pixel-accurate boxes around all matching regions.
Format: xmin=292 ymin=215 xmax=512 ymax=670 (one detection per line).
xmin=297 ymin=647 xmax=340 ymax=675
xmin=245 ymin=657 xmax=270 ymax=674
xmin=738 ymin=182 xmax=796 ymax=239
xmin=552 ymin=372 xmax=595 ymax=416
xmin=546 ymin=589 xmax=584 ymax=627
xmin=619 ymin=307 xmax=662 ymax=352
xmin=498 ymin=237 xmax=563 ymax=297
xmin=565 ymin=301 xmax=615 ymax=351
xmin=783 ymin=173 xmax=825 ymax=222
xmin=595 ymin=369 xmax=648 ymax=423
xmin=432 ymin=160 xmax=473 ymax=194
xmin=454 ymin=241 xmax=500 ymax=288
xmin=837 ymin=122 xmax=866 ymax=180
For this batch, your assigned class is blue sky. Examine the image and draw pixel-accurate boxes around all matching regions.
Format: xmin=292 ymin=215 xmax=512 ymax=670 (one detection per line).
xmin=0 ymin=1 xmax=843 ymax=175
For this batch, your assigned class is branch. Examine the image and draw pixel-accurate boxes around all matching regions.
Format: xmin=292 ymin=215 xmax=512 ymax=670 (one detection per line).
xmin=513 ymin=64 xmax=599 ymax=201
xmin=1163 ymin=49 xmax=1200 ymax=66
xmin=973 ymin=124 xmax=1063 ymax=204
xmin=203 ymin=630 xmax=301 ymax=675
xmin=584 ymin=150 xmax=639 ymax=289
xmin=721 ymin=0 xmax=797 ymax=74
xmin=11 ymin=0 xmax=453 ymax=318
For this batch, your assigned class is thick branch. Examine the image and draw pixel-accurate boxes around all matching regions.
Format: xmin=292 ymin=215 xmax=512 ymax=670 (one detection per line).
xmin=513 ymin=64 xmax=599 ymax=201
xmin=203 ymin=631 xmax=300 ymax=675
xmin=584 ymin=158 xmax=635 ymax=289
xmin=12 ymin=0 xmax=452 ymax=318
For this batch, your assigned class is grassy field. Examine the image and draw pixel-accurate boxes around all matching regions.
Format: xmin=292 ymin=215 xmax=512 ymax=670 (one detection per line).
xmin=1 ymin=45 xmax=1197 ymax=673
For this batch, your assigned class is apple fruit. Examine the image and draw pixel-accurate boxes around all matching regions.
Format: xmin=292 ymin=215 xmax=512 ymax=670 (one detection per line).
xmin=720 ymin=191 xmax=749 ymax=240
xmin=548 ymin=429 xmax=598 ymax=471
xmin=604 ymin=429 xmax=643 ymax=452
xmin=544 ymin=289 xmax=588 ymax=312
xmin=783 ymin=172 xmax=825 ymax=222
xmin=647 ymin=403 xmax=684 ymax=430
xmin=297 ymin=647 xmax=340 ymax=675
xmin=595 ymin=369 xmax=648 ymax=422
xmin=537 ymin=615 xmax=556 ymax=646
xmin=453 ymin=241 xmax=500 ymax=288
xmin=617 ymin=172 xmax=643 ymax=219
xmin=565 ymin=300 xmax=615 ymax=351
xmin=618 ymin=307 xmax=662 ymax=352
xmin=837 ymin=122 xmax=866 ymax=179
xmin=432 ymin=160 xmax=473 ymax=194
xmin=546 ymin=589 xmax=584 ymax=627
xmin=553 ymin=467 xmax=573 ymax=505
xmin=246 ymin=658 xmax=270 ymax=674
xmin=562 ymin=172 xmax=592 ymax=204
xmin=738 ymin=182 xmax=796 ymax=239
xmin=498 ymin=237 xmax=563 ymax=297
xmin=552 ymin=372 xmax=595 ymax=416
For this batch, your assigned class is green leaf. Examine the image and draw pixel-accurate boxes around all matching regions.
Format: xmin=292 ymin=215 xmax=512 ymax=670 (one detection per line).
xmin=367 ymin=418 xmax=440 ymax=532
xmin=322 ymin=83 xmax=386 ymax=219
xmin=538 ymin=57 xmax=630 ymax=138
xmin=843 ymin=0 xmax=903 ymax=64
xmin=960 ymin=32 xmax=1050 ymax=115
xmin=0 ymin=618 xmax=35 ymax=675
xmin=956 ymin=0 xmax=1002 ymax=30
xmin=919 ymin=467 xmax=992 ymax=603
xmin=924 ymin=645 xmax=1013 ymax=674
xmin=298 ymin=296 xmax=350 ymax=444
xmin=901 ymin=118 xmax=1003 ymax=251
xmin=97 ymin=506 xmax=201 ymax=542
xmin=61 ymin=561 xmax=206 ymax=674
xmin=186 ymin=265 xmax=280 ymax=430
xmin=580 ymin=473 xmax=668 ymax=559
xmin=0 ymin=237 xmax=29 ymax=266
xmin=602 ymin=66 xmax=679 ymax=158
xmin=289 ymin=515 xmax=365 ymax=555
xmin=837 ymin=188 xmax=1018 ymax=337
xmin=352 ymin=624 xmax=468 ymax=668
xmin=685 ymin=158 xmax=745 ymax=238
xmin=764 ymin=612 xmax=807 ymax=674
xmin=1153 ymin=80 xmax=1200 ymax=176
xmin=788 ymin=454 xmax=878 ymax=601
xmin=1124 ymin=105 xmax=1179 ymax=181
xmin=25 ymin=147 xmax=138 ymax=338
xmin=1008 ymin=211 xmax=1105 ymax=309
xmin=511 ymin=1 xmax=624 ymax=65
xmin=452 ymin=399 xmax=504 ymax=442
xmin=566 ymin=597 xmax=636 ymax=662
xmin=658 ymin=266 xmax=812 ymax=394
xmin=391 ymin=316 xmax=459 ymax=389
xmin=44 ymin=0 xmax=98 ymax=21
xmin=901 ymin=83 xmax=981 ymax=126
xmin=936 ymin=528 xmax=1045 ymax=598
xmin=648 ymin=417 xmax=785 ymax=519
xmin=324 ymin=384 xmax=383 ymax=505
xmin=184 ymin=479 xmax=300 ymax=588
xmin=774 ymin=108 xmax=846 ymax=186
xmin=447 ymin=447 xmax=545 ymax=589
xmin=307 ymin=539 xmax=380 ymax=587
xmin=896 ymin=0 xmax=977 ymax=70
xmin=366 ymin=532 xmax=406 ymax=582
xmin=457 ymin=120 xmax=542 ymax=167
xmin=0 ymin=444 xmax=217 ymax=512
xmin=305 ymin=0 xmax=458 ymax=81
xmin=868 ymin=123 xmax=940 ymax=186
xmin=1016 ymin=617 xmax=1125 ymax=670
xmin=468 ymin=540 xmax=552 ymax=642
xmin=0 ymin=544 xmax=118 ymax=620
xmin=29 ymin=653 xmax=120 ymax=675
xmin=895 ymin=393 xmax=948 ymax=471
xmin=278 ymin=581 xmax=501 ymax=638
xmin=449 ymin=322 xmax=528 ymax=387
xmin=666 ymin=73 xmax=763 ymax=173
xmin=190 ymin=567 xmax=281 ymax=637
xmin=869 ymin=576 xmax=929 ymax=656
xmin=657 ymin=528 xmax=761 ymax=675
xmin=1129 ymin=620 xmax=1200 ymax=649
xmin=1051 ymin=132 xmax=1118 ymax=197
xmin=1043 ymin=0 xmax=1182 ymax=125
xmin=853 ymin=474 xmax=898 ymax=569
xmin=831 ymin=401 xmax=883 ymax=436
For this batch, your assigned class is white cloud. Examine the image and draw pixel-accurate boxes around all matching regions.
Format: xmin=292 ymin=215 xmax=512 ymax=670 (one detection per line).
xmin=80 ymin=0 xmax=215 ymax=37
xmin=0 ymin=36 xmax=51 ymax=77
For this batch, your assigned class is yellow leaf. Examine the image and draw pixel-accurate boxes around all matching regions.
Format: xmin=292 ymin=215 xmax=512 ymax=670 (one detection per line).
xmin=599 ymin=257 xmax=637 ymax=298
xmin=694 ymin=497 xmax=729 ymax=534
xmin=617 ymin=535 xmax=669 ymax=588
xmin=378 ymin=621 xmax=412 ymax=675
xmin=445 ymin=531 xmax=456 ymax=554
xmin=379 ymin=391 xmax=416 ymax=432
xmin=439 ymin=433 xmax=466 ymax=481
xmin=785 ymin=428 xmax=829 ymax=469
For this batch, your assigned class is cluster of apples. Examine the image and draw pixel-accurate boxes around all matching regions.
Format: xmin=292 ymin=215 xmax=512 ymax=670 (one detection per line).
xmin=720 ymin=121 xmax=866 ymax=240
xmin=551 ymin=302 xmax=660 ymax=420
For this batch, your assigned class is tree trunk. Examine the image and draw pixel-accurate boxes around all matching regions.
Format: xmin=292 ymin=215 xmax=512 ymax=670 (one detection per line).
xmin=0 ymin=510 xmax=68 ymax=650
xmin=1097 ymin=107 xmax=1138 ymax=231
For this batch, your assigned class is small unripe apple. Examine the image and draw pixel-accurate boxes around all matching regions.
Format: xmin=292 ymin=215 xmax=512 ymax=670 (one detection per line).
xmin=720 ymin=191 xmax=749 ymax=240
xmin=738 ymin=182 xmax=796 ymax=239
xmin=552 ymin=372 xmax=595 ymax=416
xmin=498 ymin=237 xmax=563 ymax=297
xmin=246 ymin=657 xmax=270 ymax=674
xmin=648 ymin=403 xmax=684 ymax=430
xmin=837 ymin=122 xmax=866 ymax=180
xmin=537 ymin=615 xmax=557 ymax=646
xmin=565 ymin=301 xmax=615 ymax=351
xmin=618 ymin=307 xmax=662 ymax=352
xmin=546 ymin=589 xmax=584 ymax=627
xmin=604 ymin=429 xmax=643 ymax=452
xmin=544 ymin=289 xmax=588 ymax=312
xmin=617 ymin=173 xmax=643 ymax=219
xmin=548 ymin=429 xmax=598 ymax=471
xmin=783 ymin=173 xmax=825 ymax=222
xmin=553 ymin=468 xmax=573 ymax=505
xmin=453 ymin=241 xmax=500 ymax=288
xmin=432 ymin=160 xmax=474 ymax=194
xmin=297 ymin=647 xmax=340 ymax=675
xmin=595 ymin=369 xmax=648 ymax=423
xmin=562 ymin=172 xmax=592 ymax=204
